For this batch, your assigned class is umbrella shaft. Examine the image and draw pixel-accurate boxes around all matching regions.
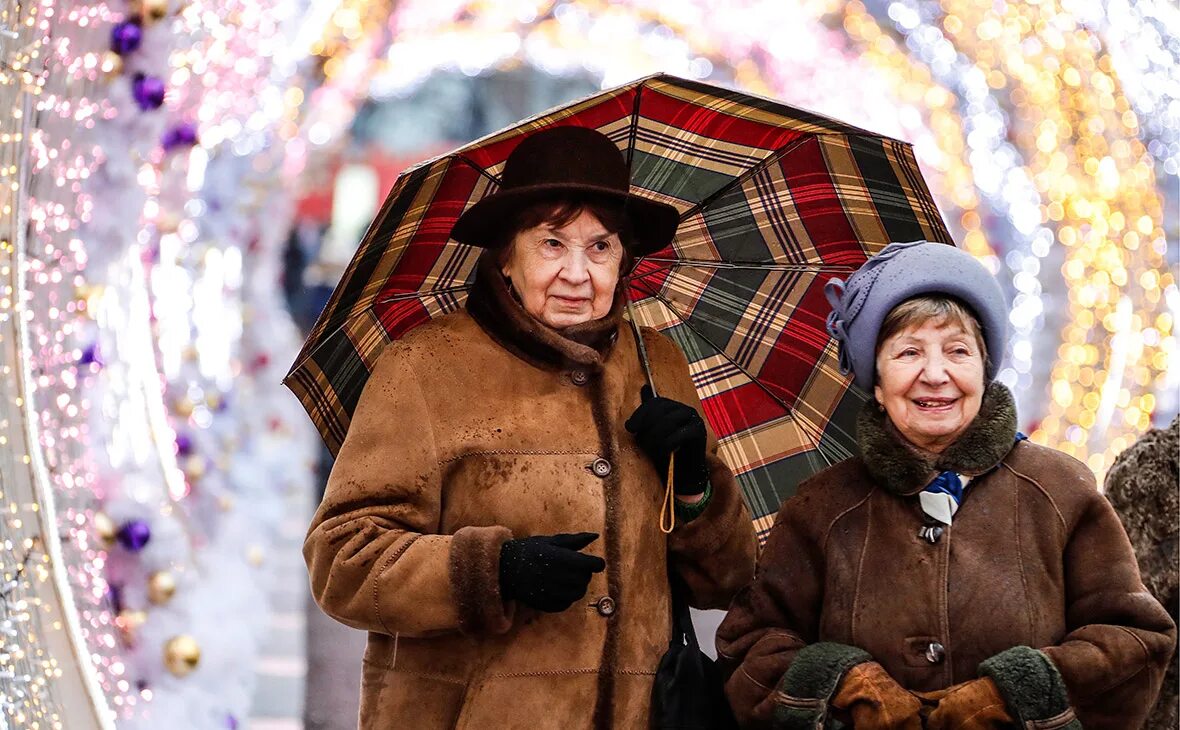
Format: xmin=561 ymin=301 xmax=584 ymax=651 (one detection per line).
xmin=625 ymin=297 xmax=658 ymax=398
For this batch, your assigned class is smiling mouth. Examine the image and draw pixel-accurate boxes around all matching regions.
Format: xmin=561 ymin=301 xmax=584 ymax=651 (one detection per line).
xmin=913 ymin=398 xmax=958 ymax=410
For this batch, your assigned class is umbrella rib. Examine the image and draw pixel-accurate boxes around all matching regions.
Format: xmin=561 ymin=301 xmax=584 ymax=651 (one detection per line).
xmin=629 ymin=277 xmax=850 ymax=467
xmin=641 ymin=258 xmax=859 ymax=273
xmin=677 ymin=135 xmax=813 ymax=222
xmin=373 ymin=284 xmax=474 ymax=306
xmin=286 ymin=285 xmax=477 ymax=377
xmin=625 ymin=81 xmax=645 ymax=169
xmin=626 ymin=261 xmax=680 ymax=285
xmin=454 ymin=154 xmax=500 ymax=186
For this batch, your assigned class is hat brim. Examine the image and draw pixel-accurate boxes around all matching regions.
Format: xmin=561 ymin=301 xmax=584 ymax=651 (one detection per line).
xmin=449 ymin=183 xmax=680 ymax=257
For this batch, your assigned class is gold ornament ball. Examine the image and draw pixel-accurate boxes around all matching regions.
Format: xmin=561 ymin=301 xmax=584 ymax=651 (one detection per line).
xmin=93 ymin=512 xmax=118 ymax=546
xmin=147 ymin=571 xmax=177 ymax=605
xmin=139 ymin=0 xmax=170 ymax=22
xmin=100 ymin=51 xmax=124 ymax=78
xmin=173 ymin=396 xmax=195 ymax=418
xmin=163 ymin=634 xmax=201 ymax=677
xmin=217 ymin=495 xmax=235 ymax=512
xmin=183 ymin=455 xmax=205 ymax=481
xmin=117 ymin=609 xmax=147 ymax=646
xmin=204 ymin=391 xmax=222 ymax=410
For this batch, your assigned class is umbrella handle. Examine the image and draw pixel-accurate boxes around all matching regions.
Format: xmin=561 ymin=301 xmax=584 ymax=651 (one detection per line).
xmin=660 ymin=453 xmax=675 ymax=534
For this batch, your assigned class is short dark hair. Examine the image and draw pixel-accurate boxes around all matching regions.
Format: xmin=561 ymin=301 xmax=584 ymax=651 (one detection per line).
xmin=494 ymin=196 xmax=636 ymax=274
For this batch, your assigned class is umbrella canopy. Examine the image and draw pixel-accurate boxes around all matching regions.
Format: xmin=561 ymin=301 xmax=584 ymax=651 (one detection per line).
xmin=285 ymin=74 xmax=952 ymax=538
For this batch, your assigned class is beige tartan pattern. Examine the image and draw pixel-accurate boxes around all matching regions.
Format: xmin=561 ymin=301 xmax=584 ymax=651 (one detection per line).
xmin=286 ymin=74 xmax=951 ymax=525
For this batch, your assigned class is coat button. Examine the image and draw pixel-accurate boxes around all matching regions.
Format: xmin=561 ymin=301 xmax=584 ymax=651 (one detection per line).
xmin=595 ymin=596 xmax=617 ymax=617
xmin=570 ymin=370 xmax=588 ymax=386
xmin=925 ymin=642 xmax=946 ymax=664
xmin=590 ymin=458 xmax=612 ymax=478
xmin=918 ymin=524 xmax=945 ymax=544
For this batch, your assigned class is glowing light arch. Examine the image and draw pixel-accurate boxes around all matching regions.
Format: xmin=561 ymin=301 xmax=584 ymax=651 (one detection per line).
xmin=294 ymin=0 xmax=1173 ymax=477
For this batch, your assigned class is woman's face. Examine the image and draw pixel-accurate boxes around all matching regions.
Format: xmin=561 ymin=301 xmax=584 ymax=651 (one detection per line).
xmin=501 ymin=209 xmax=623 ymax=328
xmin=873 ymin=316 xmax=986 ymax=453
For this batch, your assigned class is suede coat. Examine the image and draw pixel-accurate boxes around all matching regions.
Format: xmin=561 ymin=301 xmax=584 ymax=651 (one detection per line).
xmin=716 ymin=385 xmax=1176 ymax=730
xmin=304 ymin=255 xmax=757 ymax=730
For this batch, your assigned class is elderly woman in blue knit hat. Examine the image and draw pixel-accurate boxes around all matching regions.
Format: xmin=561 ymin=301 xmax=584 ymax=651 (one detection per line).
xmin=717 ymin=240 xmax=1175 ymax=730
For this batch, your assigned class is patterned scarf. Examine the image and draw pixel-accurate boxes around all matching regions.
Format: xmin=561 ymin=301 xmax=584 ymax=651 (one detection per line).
xmin=919 ymin=432 xmax=1028 ymax=525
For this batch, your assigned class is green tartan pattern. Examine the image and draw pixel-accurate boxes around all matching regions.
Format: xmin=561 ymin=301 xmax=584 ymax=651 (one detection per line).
xmin=285 ymin=74 xmax=952 ymax=535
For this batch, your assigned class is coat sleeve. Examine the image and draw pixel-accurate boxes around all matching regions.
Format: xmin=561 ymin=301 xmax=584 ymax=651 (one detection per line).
xmin=714 ymin=491 xmax=868 ymax=729
xmin=647 ymin=331 xmax=758 ymax=610
xmin=303 ymin=346 xmax=515 ymax=639
xmin=981 ymin=475 xmax=1176 ymax=729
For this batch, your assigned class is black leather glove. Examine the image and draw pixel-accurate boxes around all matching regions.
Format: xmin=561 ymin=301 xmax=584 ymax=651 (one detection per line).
xmin=498 ymin=532 xmax=606 ymax=612
xmin=624 ymin=385 xmax=709 ymax=496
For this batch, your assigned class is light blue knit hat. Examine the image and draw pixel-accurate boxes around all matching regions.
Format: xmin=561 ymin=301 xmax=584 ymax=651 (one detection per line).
xmin=824 ymin=240 xmax=1008 ymax=391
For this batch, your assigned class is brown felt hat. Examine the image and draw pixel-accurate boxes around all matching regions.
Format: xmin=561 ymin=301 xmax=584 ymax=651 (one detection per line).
xmin=450 ymin=126 xmax=680 ymax=257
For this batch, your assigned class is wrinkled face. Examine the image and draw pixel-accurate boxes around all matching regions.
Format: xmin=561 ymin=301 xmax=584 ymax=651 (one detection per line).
xmin=501 ymin=209 xmax=623 ymax=328
xmin=873 ymin=317 xmax=986 ymax=453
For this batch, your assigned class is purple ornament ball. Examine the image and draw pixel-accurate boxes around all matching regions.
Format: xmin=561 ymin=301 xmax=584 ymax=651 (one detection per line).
xmin=110 ymin=20 xmax=143 ymax=55
xmin=162 ymin=122 xmax=199 ymax=152
xmin=132 ymin=74 xmax=167 ymax=111
xmin=226 ymin=715 xmax=238 ymax=730
xmin=175 ymin=433 xmax=194 ymax=456
xmin=78 ymin=342 xmax=103 ymax=367
xmin=116 ymin=520 xmax=151 ymax=552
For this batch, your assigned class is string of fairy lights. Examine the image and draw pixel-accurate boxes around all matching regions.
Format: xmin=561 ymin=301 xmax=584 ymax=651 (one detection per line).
xmin=0 ymin=0 xmax=117 ymax=722
xmin=905 ymin=0 xmax=1173 ymax=472
xmin=2 ymin=0 xmax=305 ymax=722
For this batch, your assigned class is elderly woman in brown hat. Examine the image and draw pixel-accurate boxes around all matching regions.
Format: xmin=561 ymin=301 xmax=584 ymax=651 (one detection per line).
xmin=716 ymin=240 xmax=1174 ymax=730
xmin=304 ymin=126 xmax=757 ymax=729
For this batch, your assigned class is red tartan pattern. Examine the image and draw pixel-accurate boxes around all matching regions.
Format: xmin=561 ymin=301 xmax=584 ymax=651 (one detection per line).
xmin=285 ymin=73 xmax=951 ymax=525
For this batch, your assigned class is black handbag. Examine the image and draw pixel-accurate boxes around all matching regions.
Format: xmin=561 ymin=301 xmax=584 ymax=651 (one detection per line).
xmin=650 ymin=570 xmax=739 ymax=729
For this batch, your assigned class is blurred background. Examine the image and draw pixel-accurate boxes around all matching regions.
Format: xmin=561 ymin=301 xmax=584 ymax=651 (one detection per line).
xmin=0 ymin=0 xmax=1175 ymax=728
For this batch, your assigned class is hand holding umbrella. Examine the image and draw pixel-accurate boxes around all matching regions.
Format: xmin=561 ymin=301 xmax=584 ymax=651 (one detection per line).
xmin=626 ymin=385 xmax=709 ymax=532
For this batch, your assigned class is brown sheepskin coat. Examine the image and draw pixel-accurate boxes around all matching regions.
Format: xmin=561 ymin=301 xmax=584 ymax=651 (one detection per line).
xmin=717 ymin=385 xmax=1176 ymax=730
xmin=304 ymin=256 xmax=757 ymax=729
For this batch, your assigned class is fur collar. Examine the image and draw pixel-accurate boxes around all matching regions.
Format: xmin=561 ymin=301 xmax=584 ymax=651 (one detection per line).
xmin=465 ymin=250 xmax=623 ymax=372
xmin=857 ymin=382 xmax=1018 ymax=496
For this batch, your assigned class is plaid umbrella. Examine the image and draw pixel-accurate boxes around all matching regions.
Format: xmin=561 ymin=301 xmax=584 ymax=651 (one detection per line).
xmin=285 ymin=74 xmax=951 ymax=540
